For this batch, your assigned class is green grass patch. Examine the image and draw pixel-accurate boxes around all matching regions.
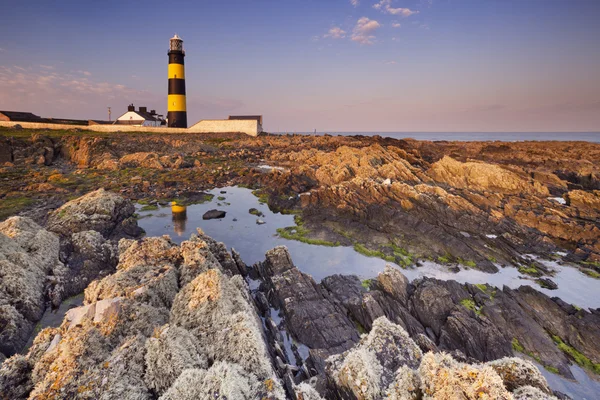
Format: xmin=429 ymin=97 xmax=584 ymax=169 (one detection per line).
xmin=457 ymin=258 xmax=477 ymax=268
xmin=437 ymin=255 xmax=451 ymax=263
xmin=276 ymin=226 xmax=339 ymax=247
xmin=512 ymin=338 xmax=525 ymax=353
xmin=487 ymin=256 xmax=497 ymax=263
xmin=581 ymin=269 xmax=600 ymax=279
xmin=545 ymin=366 xmax=560 ymax=374
xmin=361 ymin=279 xmax=372 ymax=290
xmin=460 ymin=298 xmax=482 ymax=316
xmin=518 ymin=265 xmax=539 ymax=276
xmin=0 ymin=196 xmax=35 ymax=220
xmin=552 ymin=335 xmax=600 ymax=374
xmin=217 ymin=196 xmax=226 ymax=201
xmin=252 ymin=189 xmax=269 ymax=204
xmin=140 ymin=204 xmax=159 ymax=212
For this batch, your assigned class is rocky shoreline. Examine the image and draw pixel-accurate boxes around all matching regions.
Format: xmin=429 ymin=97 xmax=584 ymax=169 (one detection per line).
xmin=1 ymin=128 xmax=600 ymax=398
xmin=0 ymin=188 xmax=598 ymax=399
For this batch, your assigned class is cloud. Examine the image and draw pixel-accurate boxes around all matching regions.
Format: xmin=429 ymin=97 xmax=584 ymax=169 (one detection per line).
xmin=351 ymin=17 xmax=381 ymax=45
xmin=350 ymin=0 xmax=360 ymax=6
xmin=0 ymin=64 xmax=154 ymax=118
xmin=384 ymin=60 xmax=397 ymax=65
xmin=76 ymin=70 xmax=92 ymax=76
xmin=324 ymin=26 xmax=347 ymax=39
xmin=39 ymin=65 xmax=54 ymax=70
xmin=373 ymin=0 xmax=419 ymax=17
xmin=392 ymin=22 xmax=401 ymax=28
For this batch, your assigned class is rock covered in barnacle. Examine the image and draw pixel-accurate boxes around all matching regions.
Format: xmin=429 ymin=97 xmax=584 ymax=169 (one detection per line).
xmin=0 ymin=217 xmax=64 ymax=357
xmin=46 ymin=188 xmax=141 ymax=239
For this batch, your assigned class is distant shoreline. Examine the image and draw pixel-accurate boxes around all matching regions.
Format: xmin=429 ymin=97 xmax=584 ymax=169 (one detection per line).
xmin=273 ymin=131 xmax=600 ymax=143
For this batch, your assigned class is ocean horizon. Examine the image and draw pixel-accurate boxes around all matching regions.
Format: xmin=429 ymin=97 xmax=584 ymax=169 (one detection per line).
xmin=274 ymin=131 xmax=600 ymax=143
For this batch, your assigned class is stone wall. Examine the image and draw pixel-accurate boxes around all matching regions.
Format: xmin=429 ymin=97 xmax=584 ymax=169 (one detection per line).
xmin=0 ymin=119 xmax=260 ymax=136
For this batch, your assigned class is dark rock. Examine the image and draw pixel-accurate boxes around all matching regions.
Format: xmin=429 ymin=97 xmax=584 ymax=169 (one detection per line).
xmin=259 ymin=246 xmax=360 ymax=373
xmin=249 ymin=208 xmax=264 ymax=217
xmin=202 ymin=209 xmax=226 ymax=220
xmin=536 ymin=278 xmax=558 ymax=290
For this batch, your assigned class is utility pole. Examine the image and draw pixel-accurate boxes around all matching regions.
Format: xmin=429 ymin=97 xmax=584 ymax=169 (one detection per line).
xmin=108 ymin=107 xmax=111 ymax=122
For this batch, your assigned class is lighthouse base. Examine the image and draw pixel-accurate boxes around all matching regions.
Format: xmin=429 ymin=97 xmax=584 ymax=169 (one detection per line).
xmin=167 ymin=111 xmax=187 ymax=128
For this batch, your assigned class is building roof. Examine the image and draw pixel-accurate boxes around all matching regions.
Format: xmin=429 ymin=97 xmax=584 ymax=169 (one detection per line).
xmin=0 ymin=111 xmax=43 ymax=121
xmin=116 ymin=110 xmax=162 ymax=123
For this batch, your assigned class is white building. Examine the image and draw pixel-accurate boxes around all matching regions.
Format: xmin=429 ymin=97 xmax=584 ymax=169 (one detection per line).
xmin=115 ymin=104 xmax=165 ymax=127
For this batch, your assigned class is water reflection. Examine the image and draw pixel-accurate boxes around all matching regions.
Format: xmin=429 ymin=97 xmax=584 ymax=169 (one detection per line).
xmin=171 ymin=203 xmax=187 ymax=237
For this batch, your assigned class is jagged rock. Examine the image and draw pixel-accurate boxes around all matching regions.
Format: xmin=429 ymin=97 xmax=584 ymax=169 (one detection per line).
xmin=202 ymin=209 xmax=226 ymax=220
xmin=513 ymin=386 xmax=559 ymax=400
xmin=0 ymin=355 xmax=33 ymax=400
xmin=46 ymin=188 xmax=142 ymax=239
xmin=144 ymin=325 xmax=208 ymax=395
xmin=385 ymin=366 xmax=421 ymax=400
xmin=84 ymin=238 xmax=180 ymax=309
xmin=260 ymin=246 xmax=359 ymax=372
xmin=0 ymin=217 xmax=63 ymax=357
xmin=231 ymin=247 xmax=248 ymax=276
xmin=62 ymin=230 xmax=118 ymax=298
xmin=428 ymin=156 xmax=550 ymax=196
xmin=326 ymin=317 xmax=423 ymax=399
xmin=418 ymin=352 xmax=512 ymax=399
xmin=119 ymin=152 xmax=164 ymax=169
xmin=321 ymin=274 xmax=385 ymax=331
xmin=376 ymin=265 xmax=410 ymax=306
xmin=487 ymin=357 xmax=552 ymax=394
xmin=159 ymin=362 xmax=285 ymax=400
xmin=194 ymin=229 xmax=241 ymax=276
xmin=293 ymin=381 xmax=326 ymax=400
xmin=170 ymin=269 xmax=278 ymax=381
xmin=536 ymin=278 xmax=558 ymax=290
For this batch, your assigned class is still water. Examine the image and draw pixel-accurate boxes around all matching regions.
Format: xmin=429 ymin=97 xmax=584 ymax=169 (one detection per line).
xmin=137 ymin=186 xmax=600 ymax=309
xmin=136 ymin=186 xmax=600 ymax=400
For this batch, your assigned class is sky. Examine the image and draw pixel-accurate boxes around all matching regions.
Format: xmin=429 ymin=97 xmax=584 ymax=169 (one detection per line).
xmin=0 ymin=0 xmax=599 ymax=132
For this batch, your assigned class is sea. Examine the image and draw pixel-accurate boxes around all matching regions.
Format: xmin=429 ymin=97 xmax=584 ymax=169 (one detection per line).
xmin=275 ymin=132 xmax=600 ymax=143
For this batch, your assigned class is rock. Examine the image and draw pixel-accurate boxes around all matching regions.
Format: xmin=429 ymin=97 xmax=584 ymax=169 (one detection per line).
xmin=159 ymin=362 xmax=285 ymax=400
xmin=259 ymin=246 xmax=359 ymax=371
xmin=0 ymin=355 xmax=33 ymax=399
xmin=144 ymin=325 xmax=208 ymax=395
xmin=0 ymin=217 xmax=63 ymax=357
xmin=419 ymin=352 xmax=512 ymax=399
xmin=62 ymin=230 xmax=118 ymax=298
xmin=46 ymin=188 xmax=142 ymax=239
xmin=326 ymin=317 xmax=423 ymax=399
xmin=202 ymin=209 xmax=226 ymax=220
xmin=428 ymin=156 xmax=550 ymax=196
xmin=536 ymin=278 xmax=558 ymax=290
xmin=119 ymin=152 xmax=164 ymax=169
xmin=249 ymin=207 xmax=264 ymax=217
xmin=513 ymin=386 xmax=559 ymax=400
xmin=93 ymin=297 xmax=122 ymax=324
xmin=487 ymin=357 xmax=552 ymax=394
xmin=170 ymin=269 xmax=279 ymax=382
xmin=65 ymin=303 xmax=96 ymax=329
xmin=257 ymin=218 xmax=266 ymax=225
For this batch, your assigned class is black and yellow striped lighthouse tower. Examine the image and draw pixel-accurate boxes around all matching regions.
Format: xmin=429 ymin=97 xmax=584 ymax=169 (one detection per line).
xmin=167 ymin=34 xmax=187 ymax=128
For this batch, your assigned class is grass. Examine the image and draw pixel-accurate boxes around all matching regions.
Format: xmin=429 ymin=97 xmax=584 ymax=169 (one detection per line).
xmin=552 ymin=335 xmax=600 ymax=374
xmin=361 ymin=279 xmax=372 ymax=290
xmin=0 ymin=196 xmax=35 ymax=220
xmin=581 ymin=269 xmax=600 ymax=279
xmin=276 ymin=226 xmax=339 ymax=247
xmin=512 ymin=338 xmax=525 ymax=353
xmin=457 ymin=258 xmax=477 ymax=268
xmin=460 ymin=298 xmax=482 ymax=316
xmin=437 ymin=255 xmax=451 ymax=263
xmin=140 ymin=204 xmax=159 ymax=212
xmin=518 ymin=265 xmax=539 ymax=276
xmin=251 ymin=189 xmax=269 ymax=204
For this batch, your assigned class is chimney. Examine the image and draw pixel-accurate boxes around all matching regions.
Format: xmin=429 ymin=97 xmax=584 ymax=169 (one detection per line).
xmin=127 ymin=104 xmax=135 ymax=112
xmin=150 ymin=110 xmax=156 ymax=115
xmin=139 ymin=106 xmax=147 ymax=113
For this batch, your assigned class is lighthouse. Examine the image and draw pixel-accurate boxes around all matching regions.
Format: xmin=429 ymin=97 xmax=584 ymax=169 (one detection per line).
xmin=167 ymin=34 xmax=187 ymax=128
